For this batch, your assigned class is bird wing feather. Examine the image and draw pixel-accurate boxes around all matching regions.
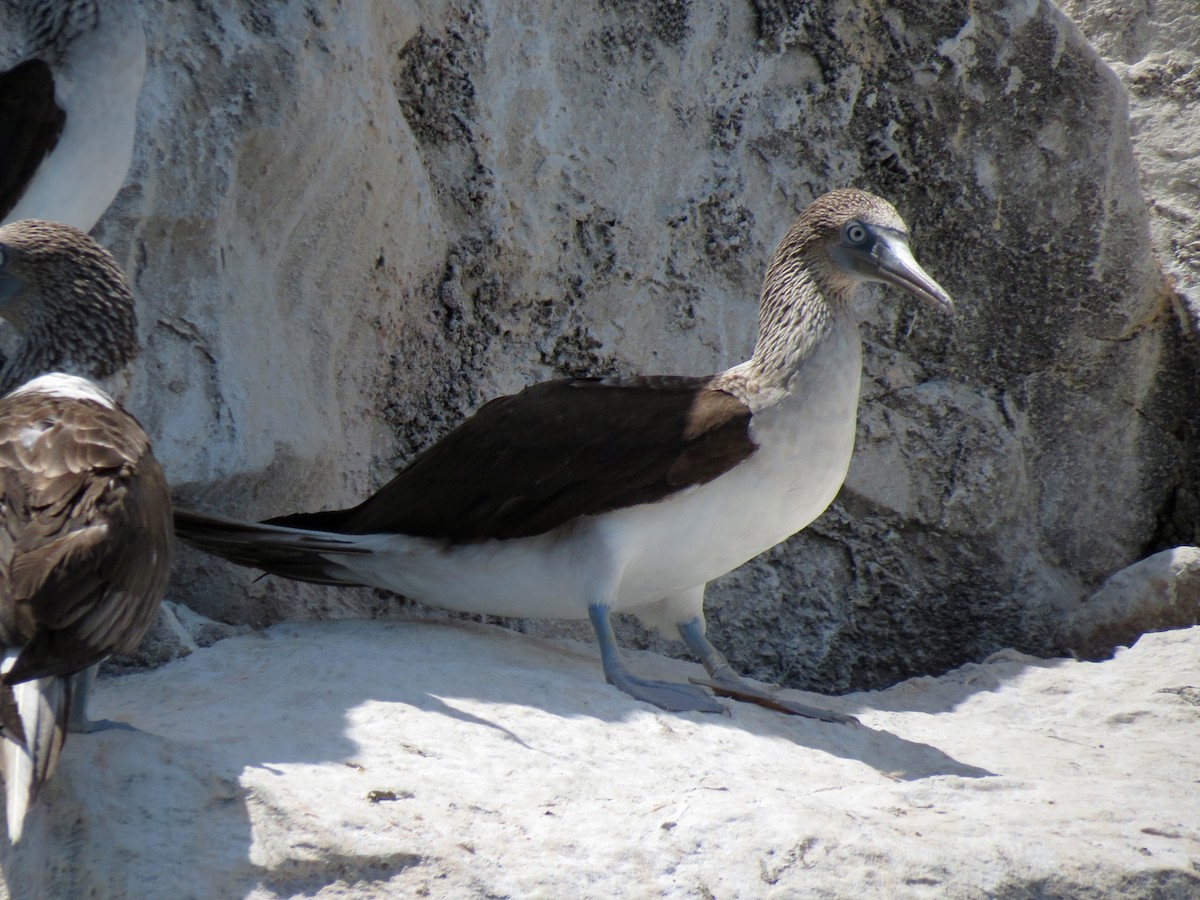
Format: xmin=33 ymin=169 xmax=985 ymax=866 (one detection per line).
xmin=0 ymin=59 xmax=65 ymax=222
xmin=0 ymin=390 xmax=173 ymax=684
xmin=269 ymin=376 xmax=757 ymax=541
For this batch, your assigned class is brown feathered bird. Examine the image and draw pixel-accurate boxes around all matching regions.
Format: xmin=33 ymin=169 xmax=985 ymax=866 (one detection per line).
xmin=176 ymin=189 xmax=951 ymax=721
xmin=0 ymin=219 xmax=172 ymax=842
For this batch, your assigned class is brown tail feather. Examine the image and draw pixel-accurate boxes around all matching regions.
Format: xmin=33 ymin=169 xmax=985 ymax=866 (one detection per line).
xmin=173 ymin=508 xmax=373 ymax=588
xmin=0 ymin=683 xmax=26 ymax=749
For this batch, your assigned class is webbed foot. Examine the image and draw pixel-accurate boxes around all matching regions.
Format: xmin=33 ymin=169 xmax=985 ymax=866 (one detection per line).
xmin=688 ymin=673 xmax=857 ymax=723
xmin=589 ymin=603 xmax=724 ymax=714
xmin=607 ymin=669 xmax=725 ymax=714
xmin=678 ymin=617 xmax=856 ymax=724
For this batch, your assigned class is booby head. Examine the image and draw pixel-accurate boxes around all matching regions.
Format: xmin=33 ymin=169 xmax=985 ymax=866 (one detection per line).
xmin=0 ymin=218 xmax=137 ymax=392
xmin=19 ymin=0 xmax=136 ymax=62
xmin=768 ymin=188 xmax=954 ymax=315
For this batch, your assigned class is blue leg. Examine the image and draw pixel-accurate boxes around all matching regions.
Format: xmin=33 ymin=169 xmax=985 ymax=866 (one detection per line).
xmin=678 ymin=617 xmax=856 ymax=724
xmin=67 ymin=664 xmax=135 ymax=734
xmin=588 ymin=604 xmax=724 ymax=714
xmin=66 ymin=665 xmax=97 ymax=733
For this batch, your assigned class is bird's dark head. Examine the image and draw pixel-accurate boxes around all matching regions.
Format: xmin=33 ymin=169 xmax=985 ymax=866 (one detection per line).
xmin=0 ymin=219 xmax=138 ymax=391
xmin=770 ymin=188 xmax=953 ymax=315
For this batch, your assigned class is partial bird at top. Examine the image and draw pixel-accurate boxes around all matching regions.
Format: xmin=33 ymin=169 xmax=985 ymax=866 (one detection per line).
xmin=0 ymin=0 xmax=146 ymax=230
xmin=0 ymin=219 xmax=173 ymax=842
xmin=175 ymin=189 xmax=952 ymax=722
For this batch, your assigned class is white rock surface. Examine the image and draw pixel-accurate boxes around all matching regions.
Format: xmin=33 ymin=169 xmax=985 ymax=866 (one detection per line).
xmin=2 ymin=620 xmax=1197 ymax=898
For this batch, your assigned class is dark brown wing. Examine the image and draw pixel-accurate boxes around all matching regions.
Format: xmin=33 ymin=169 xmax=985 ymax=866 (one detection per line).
xmin=269 ymin=376 xmax=756 ymax=541
xmin=0 ymin=389 xmax=173 ymax=683
xmin=0 ymin=59 xmax=65 ymax=221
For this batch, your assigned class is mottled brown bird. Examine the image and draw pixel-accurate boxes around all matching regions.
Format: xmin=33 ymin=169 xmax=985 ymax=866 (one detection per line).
xmin=0 ymin=219 xmax=172 ymax=842
xmin=177 ymin=189 xmax=951 ymax=720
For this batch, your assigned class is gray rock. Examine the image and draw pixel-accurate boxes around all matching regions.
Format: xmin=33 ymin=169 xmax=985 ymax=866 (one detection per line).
xmin=1059 ymin=545 xmax=1200 ymax=660
xmin=102 ymin=601 xmax=253 ymax=674
xmin=80 ymin=0 xmax=1199 ymax=690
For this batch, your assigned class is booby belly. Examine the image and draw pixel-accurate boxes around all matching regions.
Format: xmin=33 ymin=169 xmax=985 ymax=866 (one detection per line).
xmin=176 ymin=189 xmax=952 ymax=720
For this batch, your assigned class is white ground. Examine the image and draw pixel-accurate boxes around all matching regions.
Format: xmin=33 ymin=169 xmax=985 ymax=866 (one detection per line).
xmin=2 ymin=619 xmax=1198 ymax=898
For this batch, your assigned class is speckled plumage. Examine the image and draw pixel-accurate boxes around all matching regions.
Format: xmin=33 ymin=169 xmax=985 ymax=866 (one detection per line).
xmin=0 ymin=218 xmax=137 ymax=394
xmin=715 ymin=190 xmax=909 ymax=399
xmin=0 ymin=219 xmax=171 ymax=843
xmin=18 ymin=0 xmax=104 ymax=61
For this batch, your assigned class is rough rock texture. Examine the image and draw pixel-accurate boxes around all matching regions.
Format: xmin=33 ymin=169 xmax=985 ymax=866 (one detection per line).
xmin=1059 ymin=545 xmax=1200 ymax=660
xmin=76 ymin=0 xmax=1200 ymax=690
xmin=99 ymin=600 xmax=254 ymax=675
xmin=1058 ymin=0 xmax=1200 ymax=321
xmin=2 ymin=620 xmax=1197 ymax=898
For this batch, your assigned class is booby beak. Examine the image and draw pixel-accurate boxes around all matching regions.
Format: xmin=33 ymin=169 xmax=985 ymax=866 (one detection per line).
xmin=866 ymin=229 xmax=954 ymax=315
xmin=834 ymin=226 xmax=954 ymax=315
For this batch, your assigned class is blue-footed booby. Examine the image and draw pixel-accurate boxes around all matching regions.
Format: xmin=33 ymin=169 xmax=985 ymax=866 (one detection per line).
xmin=0 ymin=219 xmax=172 ymax=842
xmin=175 ymin=189 xmax=952 ymax=720
xmin=0 ymin=0 xmax=145 ymax=230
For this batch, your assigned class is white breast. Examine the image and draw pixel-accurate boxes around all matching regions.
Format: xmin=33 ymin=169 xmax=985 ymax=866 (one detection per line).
xmin=8 ymin=372 xmax=117 ymax=409
xmin=609 ymin=325 xmax=863 ymax=602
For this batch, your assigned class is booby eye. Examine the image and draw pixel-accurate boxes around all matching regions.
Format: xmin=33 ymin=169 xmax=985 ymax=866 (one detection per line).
xmin=843 ymin=221 xmax=870 ymax=245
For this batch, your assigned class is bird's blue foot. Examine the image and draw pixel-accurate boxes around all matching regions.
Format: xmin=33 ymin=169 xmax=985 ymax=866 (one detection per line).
xmin=688 ymin=673 xmax=857 ymax=723
xmin=605 ymin=667 xmax=725 ymax=714
xmin=588 ymin=604 xmax=724 ymax=714
xmin=678 ymin=617 xmax=856 ymax=724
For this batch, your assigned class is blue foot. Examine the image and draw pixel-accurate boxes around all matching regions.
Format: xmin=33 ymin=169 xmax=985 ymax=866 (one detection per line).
xmin=588 ymin=604 xmax=724 ymax=714
xmin=688 ymin=674 xmax=857 ymax=723
xmin=678 ymin=617 xmax=856 ymax=724
xmin=607 ymin=668 xmax=725 ymax=714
